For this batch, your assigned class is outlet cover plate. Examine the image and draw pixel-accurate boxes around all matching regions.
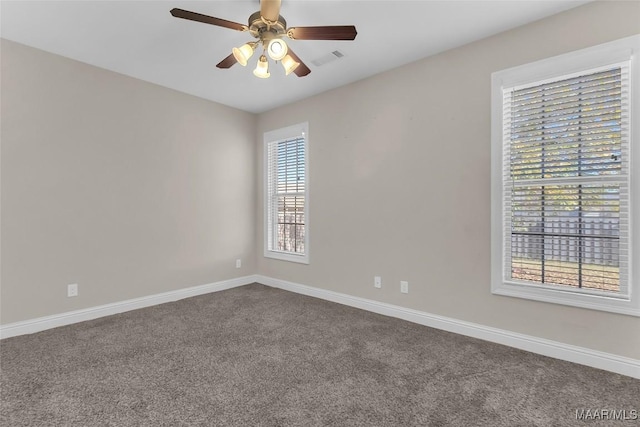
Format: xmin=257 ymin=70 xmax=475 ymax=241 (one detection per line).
xmin=400 ymin=281 xmax=409 ymax=294
xmin=67 ymin=283 xmax=78 ymax=297
xmin=374 ymin=276 xmax=382 ymax=288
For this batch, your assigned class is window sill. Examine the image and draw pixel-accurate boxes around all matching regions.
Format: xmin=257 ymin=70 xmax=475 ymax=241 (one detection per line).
xmin=491 ymin=281 xmax=640 ymax=317
xmin=264 ymin=250 xmax=309 ymax=265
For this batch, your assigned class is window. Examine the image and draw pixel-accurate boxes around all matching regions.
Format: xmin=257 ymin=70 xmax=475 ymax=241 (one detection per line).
xmin=264 ymin=122 xmax=309 ymax=264
xmin=491 ymin=35 xmax=640 ymax=316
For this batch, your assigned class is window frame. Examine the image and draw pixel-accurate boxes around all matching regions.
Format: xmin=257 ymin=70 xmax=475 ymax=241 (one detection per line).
xmin=263 ymin=122 xmax=310 ymax=264
xmin=491 ymin=35 xmax=640 ymax=316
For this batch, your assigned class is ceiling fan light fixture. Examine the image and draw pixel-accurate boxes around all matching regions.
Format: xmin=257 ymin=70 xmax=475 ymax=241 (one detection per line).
xmin=232 ymin=42 xmax=256 ymax=66
xmin=253 ymin=55 xmax=271 ymax=78
xmin=267 ymin=38 xmax=288 ymax=61
xmin=281 ymin=54 xmax=300 ymax=76
xmin=171 ymin=4 xmax=357 ymax=79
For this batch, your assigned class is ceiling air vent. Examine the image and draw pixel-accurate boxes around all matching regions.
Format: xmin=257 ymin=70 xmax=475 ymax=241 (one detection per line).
xmin=311 ymin=50 xmax=345 ymax=67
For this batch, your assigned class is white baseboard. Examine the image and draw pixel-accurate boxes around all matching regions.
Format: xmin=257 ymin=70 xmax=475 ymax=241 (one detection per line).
xmin=256 ymin=275 xmax=640 ymax=379
xmin=3 ymin=274 xmax=638 ymax=379
xmin=0 ymin=275 xmax=258 ymax=339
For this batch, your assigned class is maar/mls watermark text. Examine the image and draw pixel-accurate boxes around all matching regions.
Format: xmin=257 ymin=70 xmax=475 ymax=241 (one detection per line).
xmin=576 ymin=409 xmax=638 ymax=421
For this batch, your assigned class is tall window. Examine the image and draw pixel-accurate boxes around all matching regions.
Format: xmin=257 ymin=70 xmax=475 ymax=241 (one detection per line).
xmin=491 ymin=35 xmax=639 ymax=316
xmin=264 ymin=122 xmax=309 ymax=264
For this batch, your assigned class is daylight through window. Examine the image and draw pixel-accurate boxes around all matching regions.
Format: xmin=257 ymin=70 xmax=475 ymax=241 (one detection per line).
xmin=505 ymin=66 xmax=628 ymax=295
xmin=264 ymin=123 xmax=309 ymax=263
xmin=491 ymin=35 xmax=640 ymax=315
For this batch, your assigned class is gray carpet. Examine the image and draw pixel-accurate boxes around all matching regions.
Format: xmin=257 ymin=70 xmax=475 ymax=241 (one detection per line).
xmin=1 ymin=283 xmax=638 ymax=426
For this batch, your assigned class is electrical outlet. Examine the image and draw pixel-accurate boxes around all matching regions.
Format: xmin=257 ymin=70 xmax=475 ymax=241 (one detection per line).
xmin=374 ymin=276 xmax=382 ymax=289
xmin=235 ymin=259 xmax=242 ymax=268
xmin=400 ymin=281 xmax=409 ymax=294
xmin=67 ymin=283 xmax=78 ymax=297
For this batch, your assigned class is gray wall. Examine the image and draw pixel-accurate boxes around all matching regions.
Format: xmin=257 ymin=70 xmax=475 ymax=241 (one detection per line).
xmin=1 ymin=39 xmax=257 ymax=323
xmin=256 ymin=1 xmax=640 ymax=359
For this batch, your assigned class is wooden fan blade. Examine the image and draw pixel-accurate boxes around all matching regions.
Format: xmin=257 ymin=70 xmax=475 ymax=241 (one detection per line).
xmin=260 ymin=0 xmax=281 ymax=22
xmin=286 ymin=49 xmax=311 ymax=77
xmin=170 ymin=8 xmax=247 ymax=32
xmin=287 ymin=26 xmax=357 ymax=41
xmin=216 ymin=53 xmax=238 ymax=69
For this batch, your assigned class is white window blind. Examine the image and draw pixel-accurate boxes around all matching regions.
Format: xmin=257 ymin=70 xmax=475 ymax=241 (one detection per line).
xmin=264 ymin=122 xmax=309 ymax=263
xmin=502 ymin=64 xmax=630 ymax=297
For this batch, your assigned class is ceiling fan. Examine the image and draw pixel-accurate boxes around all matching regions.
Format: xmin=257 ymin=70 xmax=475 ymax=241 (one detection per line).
xmin=170 ymin=0 xmax=357 ymax=78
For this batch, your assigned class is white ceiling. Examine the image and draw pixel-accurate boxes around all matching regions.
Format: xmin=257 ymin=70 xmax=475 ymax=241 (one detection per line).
xmin=1 ymin=0 xmax=591 ymax=113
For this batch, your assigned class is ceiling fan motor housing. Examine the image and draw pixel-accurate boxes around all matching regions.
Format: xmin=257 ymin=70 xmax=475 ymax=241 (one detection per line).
xmin=248 ymin=11 xmax=287 ymax=43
